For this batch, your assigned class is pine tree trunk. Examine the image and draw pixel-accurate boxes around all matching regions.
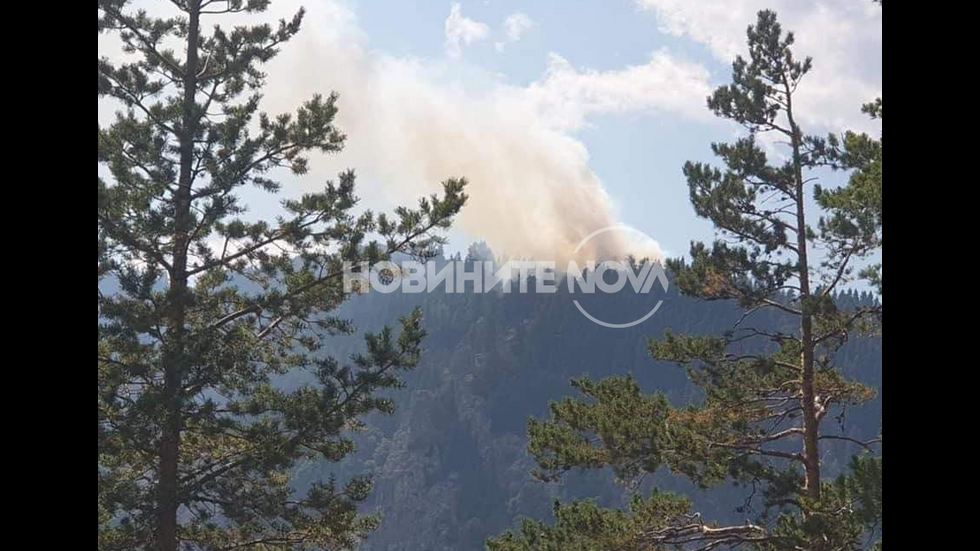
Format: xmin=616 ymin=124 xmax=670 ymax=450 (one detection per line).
xmin=798 ymin=228 xmax=821 ymax=500
xmin=787 ymin=92 xmax=821 ymax=500
xmin=158 ymin=3 xmax=200 ymax=550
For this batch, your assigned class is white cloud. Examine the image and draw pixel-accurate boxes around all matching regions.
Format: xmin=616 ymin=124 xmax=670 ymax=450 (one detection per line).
xmin=520 ymin=50 xmax=713 ymax=131
xmin=635 ymin=0 xmax=883 ymax=133
xmin=495 ymin=11 xmax=534 ymax=53
xmin=504 ymin=12 xmax=534 ymax=42
xmin=444 ymin=3 xmax=490 ymax=59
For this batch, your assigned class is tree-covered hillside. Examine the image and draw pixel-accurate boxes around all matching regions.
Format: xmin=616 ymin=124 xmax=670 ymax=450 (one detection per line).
xmin=289 ymin=272 xmax=880 ymax=551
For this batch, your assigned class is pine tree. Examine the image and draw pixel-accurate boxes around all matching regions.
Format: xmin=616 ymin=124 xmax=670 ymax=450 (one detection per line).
xmin=490 ymin=9 xmax=881 ymax=551
xmin=98 ymin=2 xmax=467 ymax=549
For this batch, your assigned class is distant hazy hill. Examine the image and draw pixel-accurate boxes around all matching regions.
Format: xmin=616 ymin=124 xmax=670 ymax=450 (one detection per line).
xmin=285 ymin=262 xmax=881 ymax=551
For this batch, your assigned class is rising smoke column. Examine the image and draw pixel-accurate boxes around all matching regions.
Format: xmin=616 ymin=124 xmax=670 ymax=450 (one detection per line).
xmin=243 ymin=1 xmax=690 ymax=262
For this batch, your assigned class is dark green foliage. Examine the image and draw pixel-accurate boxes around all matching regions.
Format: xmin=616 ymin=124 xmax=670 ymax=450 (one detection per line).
xmin=836 ymin=454 xmax=882 ymax=535
xmin=491 ymin=8 xmax=881 ymax=551
xmin=527 ymin=377 xmax=672 ymax=482
xmin=98 ymin=1 xmax=466 ymax=550
xmin=488 ymin=493 xmax=693 ymax=551
xmin=816 ymin=102 xmax=883 ymax=295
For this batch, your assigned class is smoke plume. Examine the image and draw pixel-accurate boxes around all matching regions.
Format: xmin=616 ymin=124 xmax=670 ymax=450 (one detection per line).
xmin=245 ymin=2 xmax=717 ymax=263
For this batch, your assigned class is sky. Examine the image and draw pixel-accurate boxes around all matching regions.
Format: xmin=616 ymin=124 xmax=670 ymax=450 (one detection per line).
xmin=98 ymin=0 xmax=883 ymax=262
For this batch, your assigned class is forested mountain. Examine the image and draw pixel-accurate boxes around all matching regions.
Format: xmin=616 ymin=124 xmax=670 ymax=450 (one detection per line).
xmin=99 ymin=4 xmax=880 ymax=549
xmin=286 ymin=265 xmax=881 ymax=551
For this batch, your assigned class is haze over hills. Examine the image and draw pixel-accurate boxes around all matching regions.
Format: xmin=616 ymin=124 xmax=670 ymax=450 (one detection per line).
xmin=286 ymin=255 xmax=882 ymax=551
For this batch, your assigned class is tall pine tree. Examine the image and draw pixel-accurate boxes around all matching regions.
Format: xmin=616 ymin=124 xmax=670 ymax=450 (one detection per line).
xmin=98 ymin=1 xmax=467 ymax=549
xmin=490 ymin=9 xmax=881 ymax=551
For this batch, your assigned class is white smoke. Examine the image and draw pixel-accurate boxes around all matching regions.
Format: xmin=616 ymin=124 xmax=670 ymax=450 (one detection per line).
xmin=103 ymin=1 xmax=719 ymax=263
xmin=249 ymin=1 xmax=718 ymax=263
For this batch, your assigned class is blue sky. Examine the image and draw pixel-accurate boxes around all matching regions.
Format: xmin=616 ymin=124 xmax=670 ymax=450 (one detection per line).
xmin=99 ymin=0 xmax=882 ymax=262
